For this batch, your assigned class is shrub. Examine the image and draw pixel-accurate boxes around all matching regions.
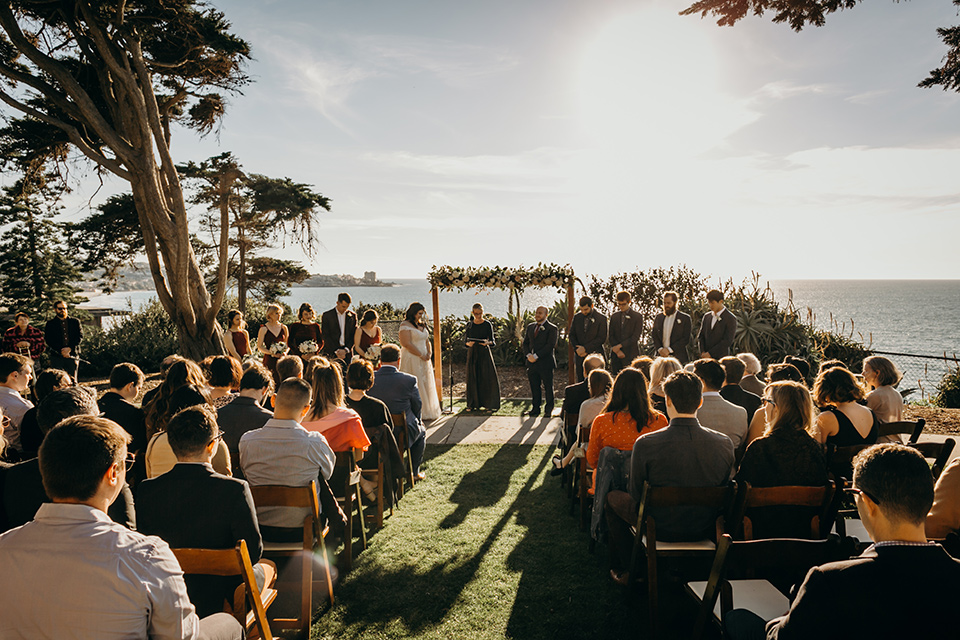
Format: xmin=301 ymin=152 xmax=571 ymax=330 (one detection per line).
xmin=934 ymin=367 xmax=960 ymax=408
xmin=83 ymin=300 xmax=178 ymax=376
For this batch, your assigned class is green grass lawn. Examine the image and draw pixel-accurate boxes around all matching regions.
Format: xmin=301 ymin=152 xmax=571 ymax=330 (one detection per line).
xmin=310 ymin=444 xmax=666 ymax=640
xmin=448 ymin=398 xmax=534 ymax=416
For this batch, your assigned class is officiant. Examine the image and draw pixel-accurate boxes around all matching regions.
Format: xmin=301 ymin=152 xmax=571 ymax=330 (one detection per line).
xmin=464 ymin=303 xmax=501 ymax=411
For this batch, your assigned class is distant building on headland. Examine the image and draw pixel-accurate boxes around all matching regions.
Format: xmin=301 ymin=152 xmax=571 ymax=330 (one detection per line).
xmin=296 ymin=272 xmax=396 ymax=288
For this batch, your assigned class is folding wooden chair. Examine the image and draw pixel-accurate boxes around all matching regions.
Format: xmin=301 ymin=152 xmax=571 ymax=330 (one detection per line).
xmin=577 ymin=422 xmax=593 ymax=531
xmin=391 ymin=411 xmax=416 ymax=491
xmin=249 ymin=481 xmax=334 ymax=637
xmin=360 ymin=446 xmax=388 ymax=530
xmin=877 ymin=418 xmax=925 ymax=443
xmin=560 ymin=410 xmax=578 ymax=494
xmin=685 ymin=533 xmax=845 ymax=640
xmin=172 ymin=540 xmax=277 ymax=640
xmin=333 ymin=449 xmax=368 ymax=570
xmin=627 ymin=481 xmax=737 ymax=639
xmin=910 ymin=438 xmax=956 ymax=481
xmin=731 ymin=482 xmax=837 ymax=541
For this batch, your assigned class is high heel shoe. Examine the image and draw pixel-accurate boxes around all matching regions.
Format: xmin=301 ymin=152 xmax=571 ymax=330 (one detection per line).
xmin=550 ymin=455 xmax=564 ymax=476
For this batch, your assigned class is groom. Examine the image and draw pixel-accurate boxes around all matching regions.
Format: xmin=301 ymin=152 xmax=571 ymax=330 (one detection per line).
xmin=320 ymin=292 xmax=357 ymax=368
xmin=522 ymin=306 xmax=558 ymax=417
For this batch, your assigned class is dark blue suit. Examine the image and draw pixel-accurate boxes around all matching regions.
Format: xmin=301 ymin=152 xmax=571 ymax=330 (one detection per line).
xmin=369 ymin=364 xmax=426 ymax=475
xmin=698 ymin=307 xmax=737 ymax=359
xmin=522 ymin=320 xmax=558 ymax=413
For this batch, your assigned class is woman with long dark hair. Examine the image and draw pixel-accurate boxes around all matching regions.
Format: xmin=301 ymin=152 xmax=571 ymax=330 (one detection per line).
xmin=224 ymin=309 xmax=250 ymax=362
xmin=398 ymin=302 xmax=441 ymax=420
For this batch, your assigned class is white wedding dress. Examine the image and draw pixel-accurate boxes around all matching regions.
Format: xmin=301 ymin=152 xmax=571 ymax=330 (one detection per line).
xmin=399 ymin=323 xmax=442 ymax=421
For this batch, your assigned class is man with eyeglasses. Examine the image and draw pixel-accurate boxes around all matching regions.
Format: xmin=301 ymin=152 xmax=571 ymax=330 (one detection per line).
xmin=607 ymin=290 xmax=642 ymax=375
xmin=727 ymin=444 xmax=960 ymax=639
xmin=0 ymin=414 xmax=243 ymax=639
xmin=138 ymin=406 xmax=268 ymax=619
xmin=44 ymin=301 xmax=83 ymax=380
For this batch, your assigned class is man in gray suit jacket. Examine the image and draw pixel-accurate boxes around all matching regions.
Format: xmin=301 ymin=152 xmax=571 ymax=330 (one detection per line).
xmin=694 ymin=359 xmax=748 ymax=454
xmin=369 ymin=344 xmax=426 ymax=479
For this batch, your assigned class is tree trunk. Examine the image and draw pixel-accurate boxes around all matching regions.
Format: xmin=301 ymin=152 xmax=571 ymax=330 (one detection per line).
xmin=237 ymin=229 xmax=247 ymax=314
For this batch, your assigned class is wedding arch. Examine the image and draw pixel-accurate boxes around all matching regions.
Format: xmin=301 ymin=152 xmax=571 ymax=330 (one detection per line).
xmin=426 ymin=263 xmax=578 ymax=403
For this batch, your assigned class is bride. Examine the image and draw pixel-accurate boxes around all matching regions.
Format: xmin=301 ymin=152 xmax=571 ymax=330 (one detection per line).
xmin=398 ymin=302 xmax=442 ymax=421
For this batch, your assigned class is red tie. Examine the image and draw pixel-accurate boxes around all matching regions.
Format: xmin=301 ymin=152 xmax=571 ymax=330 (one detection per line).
xmin=534 ymin=324 xmax=541 ymax=338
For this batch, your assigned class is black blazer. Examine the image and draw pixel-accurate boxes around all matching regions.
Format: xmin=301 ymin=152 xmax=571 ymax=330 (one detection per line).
xmin=320 ymin=308 xmax=357 ymax=358
xmin=99 ymin=392 xmax=148 ymax=455
xmin=697 ymin=307 xmax=737 ymax=359
xmin=608 ymin=309 xmax=642 ymax=362
xmin=136 ymin=463 xmax=262 ymax=618
xmin=561 ymin=380 xmax=590 ymax=415
xmin=767 ymin=543 xmax=960 ymax=638
xmin=44 ymin=316 xmax=82 ymax=352
xmin=569 ymin=310 xmax=608 ymax=355
xmin=651 ymin=311 xmax=692 ymax=363
xmin=521 ymin=320 xmax=558 ymax=370
xmin=720 ymin=384 xmax=762 ymax=423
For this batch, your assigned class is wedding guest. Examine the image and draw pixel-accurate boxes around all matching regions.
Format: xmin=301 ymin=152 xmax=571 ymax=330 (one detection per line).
xmin=99 ymin=363 xmax=147 ymax=488
xmin=18 ymin=369 xmax=73 ymax=460
xmin=141 ymin=354 xmax=185 ymax=408
xmin=201 ymin=355 xmax=242 ymax=409
xmin=2 ymin=312 xmax=44 ymax=360
xmin=605 ymin=370 xmax=735 ymax=584
xmin=464 ymin=304 xmax=501 ymax=411
xmin=744 ymin=362 xmax=808 ymax=447
xmin=369 ymin=344 xmax=426 ymax=480
xmin=223 ymin=309 xmax=250 ymax=362
xmin=648 ymin=356 xmax=682 ymax=415
xmin=694 ymin=358 xmax=748 ymax=454
xmin=697 ymin=289 xmax=737 ymax=359
xmin=0 ymin=353 xmax=33 ymax=457
xmin=256 ymin=303 xmax=289 ymax=385
xmin=320 ymin=292 xmax=356 ymax=366
xmin=732 ymin=444 xmax=960 ymax=640
xmin=399 ymin=302 xmax=442 ymax=421
xmin=629 ymin=356 xmax=654 ymax=382
xmin=817 ymin=359 xmax=846 ymax=376
xmin=145 ymin=384 xmax=231 ymax=478
xmin=927 ymin=457 xmax=960 ymax=539
xmin=217 ymin=363 xmax=274 ymax=478
xmin=551 ymin=367 xmax=613 ymax=475
xmin=354 ymin=309 xmax=383 ymax=363
xmin=585 ymin=368 xmax=668 ymax=494
xmin=345 ymin=359 xmax=405 ymax=506
xmin=239 ymin=378 xmax=336 ymax=542
xmin=288 ymin=302 xmax=323 ymax=364
xmin=301 ymin=361 xmax=372 ymax=455
xmin=736 ymin=381 xmax=829 ymax=538
xmin=783 ymin=355 xmax=812 ymax=385
xmin=719 ymin=356 xmax=762 ymax=423
xmin=560 ymin=353 xmax=605 ymax=446
xmin=608 ymin=291 xmax=642 ymax=374
xmin=652 ymin=291 xmax=692 ymax=363
xmin=521 ymin=306 xmax=558 ymax=418
xmin=569 ymin=296 xmax=608 ymax=382
xmin=43 ymin=301 xmax=82 ymax=379
xmin=862 ymin=355 xmax=905 ymax=424
xmin=737 ymin=352 xmax=765 ymax=396
xmin=813 ymin=367 xmax=879 ymax=447
xmin=0 ymin=415 xmax=243 ymax=640
xmin=144 ymin=358 xmax=207 ymax=439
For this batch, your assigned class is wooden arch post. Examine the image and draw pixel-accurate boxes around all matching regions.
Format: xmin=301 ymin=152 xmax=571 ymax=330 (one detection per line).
xmin=567 ymin=279 xmax=576 ymax=384
xmin=432 ymin=286 xmax=443 ymax=404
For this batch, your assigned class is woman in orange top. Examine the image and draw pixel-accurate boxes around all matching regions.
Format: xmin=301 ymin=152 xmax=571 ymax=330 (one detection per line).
xmin=585 ymin=367 xmax=667 ymax=494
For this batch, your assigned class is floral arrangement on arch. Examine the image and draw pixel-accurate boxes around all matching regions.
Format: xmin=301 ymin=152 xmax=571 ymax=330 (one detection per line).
xmin=427 ymin=263 xmax=574 ymax=294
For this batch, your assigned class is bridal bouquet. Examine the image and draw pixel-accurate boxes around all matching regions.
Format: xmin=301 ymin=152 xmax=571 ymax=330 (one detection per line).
xmin=300 ymin=340 xmax=319 ymax=354
xmin=269 ymin=341 xmax=288 ymax=355
xmin=365 ymin=344 xmax=382 ymax=361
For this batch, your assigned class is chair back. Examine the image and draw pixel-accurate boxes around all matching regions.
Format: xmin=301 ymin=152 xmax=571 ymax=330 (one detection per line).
xmin=390 ymin=412 xmax=415 ymax=490
xmin=826 ymin=444 xmax=873 ymax=485
xmin=172 ymin=540 xmax=274 ymax=640
xmin=732 ymin=482 xmax=836 ymax=540
xmin=909 ymin=438 xmax=956 ymax=480
xmin=877 ymin=419 xmax=925 ymax=443
xmin=634 ymin=482 xmax=738 ymax=549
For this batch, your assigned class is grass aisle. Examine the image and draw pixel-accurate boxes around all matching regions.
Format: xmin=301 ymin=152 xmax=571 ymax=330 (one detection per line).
xmin=312 ymin=444 xmax=644 ymax=640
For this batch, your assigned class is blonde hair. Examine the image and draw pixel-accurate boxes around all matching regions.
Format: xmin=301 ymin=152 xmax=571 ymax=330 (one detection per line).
xmin=266 ymin=303 xmax=283 ymax=320
xmin=764 ymin=381 xmax=815 ymax=438
xmin=650 ymin=357 xmax=682 ymax=391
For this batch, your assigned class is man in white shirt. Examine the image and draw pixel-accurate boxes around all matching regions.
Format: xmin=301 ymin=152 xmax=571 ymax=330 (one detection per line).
xmin=0 ymin=352 xmax=34 ymax=456
xmin=651 ymin=291 xmax=692 ymax=363
xmin=320 ymin=293 xmax=357 ymax=365
xmin=0 ymin=415 xmax=241 ymax=639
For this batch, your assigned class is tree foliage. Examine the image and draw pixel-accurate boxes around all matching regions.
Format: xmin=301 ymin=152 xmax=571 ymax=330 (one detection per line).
xmin=0 ymin=1 xmax=251 ymax=359
xmin=680 ymin=0 xmax=960 ymax=92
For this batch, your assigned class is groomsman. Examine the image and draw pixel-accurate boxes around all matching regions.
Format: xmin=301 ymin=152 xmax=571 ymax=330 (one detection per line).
xmin=651 ymin=291 xmax=692 ymax=363
xmin=568 ymin=296 xmax=607 ymax=381
xmin=320 ymin=292 xmax=357 ymax=366
xmin=607 ymin=291 xmax=642 ymax=374
xmin=698 ymin=289 xmax=737 ymax=359
xmin=522 ymin=306 xmax=558 ymax=417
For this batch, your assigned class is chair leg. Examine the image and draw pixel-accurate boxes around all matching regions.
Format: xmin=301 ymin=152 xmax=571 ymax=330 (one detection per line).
xmin=341 ymin=496 xmax=353 ymax=572
xmin=647 ymin=548 xmax=659 ymax=640
xmin=301 ymin=546 xmax=312 ymax=637
xmin=318 ymin=529 xmax=334 ymax=605
xmin=355 ymin=485 xmax=368 ymax=550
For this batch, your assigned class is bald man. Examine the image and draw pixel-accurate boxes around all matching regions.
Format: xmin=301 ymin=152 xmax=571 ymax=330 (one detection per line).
xmin=521 ymin=306 xmax=558 ymax=417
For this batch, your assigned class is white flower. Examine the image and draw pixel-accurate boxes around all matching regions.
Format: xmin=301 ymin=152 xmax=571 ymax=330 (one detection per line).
xmin=269 ymin=341 xmax=288 ymax=355
xmin=300 ymin=340 xmax=319 ymax=354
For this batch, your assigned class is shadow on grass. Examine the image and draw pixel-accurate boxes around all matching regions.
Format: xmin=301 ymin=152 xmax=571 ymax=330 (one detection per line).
xmin=439 ymin=444 xmax=532 ymax=529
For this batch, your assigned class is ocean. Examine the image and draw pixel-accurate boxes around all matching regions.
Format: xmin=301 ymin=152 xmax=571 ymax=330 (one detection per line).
xmin=84 ymin=279 xmax=960 ymax=358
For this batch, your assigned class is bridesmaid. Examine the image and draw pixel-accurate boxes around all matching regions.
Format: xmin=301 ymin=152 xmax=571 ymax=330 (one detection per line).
xmin=288 ymin=302 xmax=324 ymax=365
xmin=256 ymin=303 xmax=289 ymax=385
xmin=464 ymin=303 xmax=500 ymax=411
xmin=354 ymin=309 xmax=383 ymax=365
xmin=223 ymin=309 xmax=250 ymax=363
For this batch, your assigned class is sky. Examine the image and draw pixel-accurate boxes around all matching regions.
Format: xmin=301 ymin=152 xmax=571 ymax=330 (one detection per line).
xmin=64 ymin=0 xmax=960 ymax=280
